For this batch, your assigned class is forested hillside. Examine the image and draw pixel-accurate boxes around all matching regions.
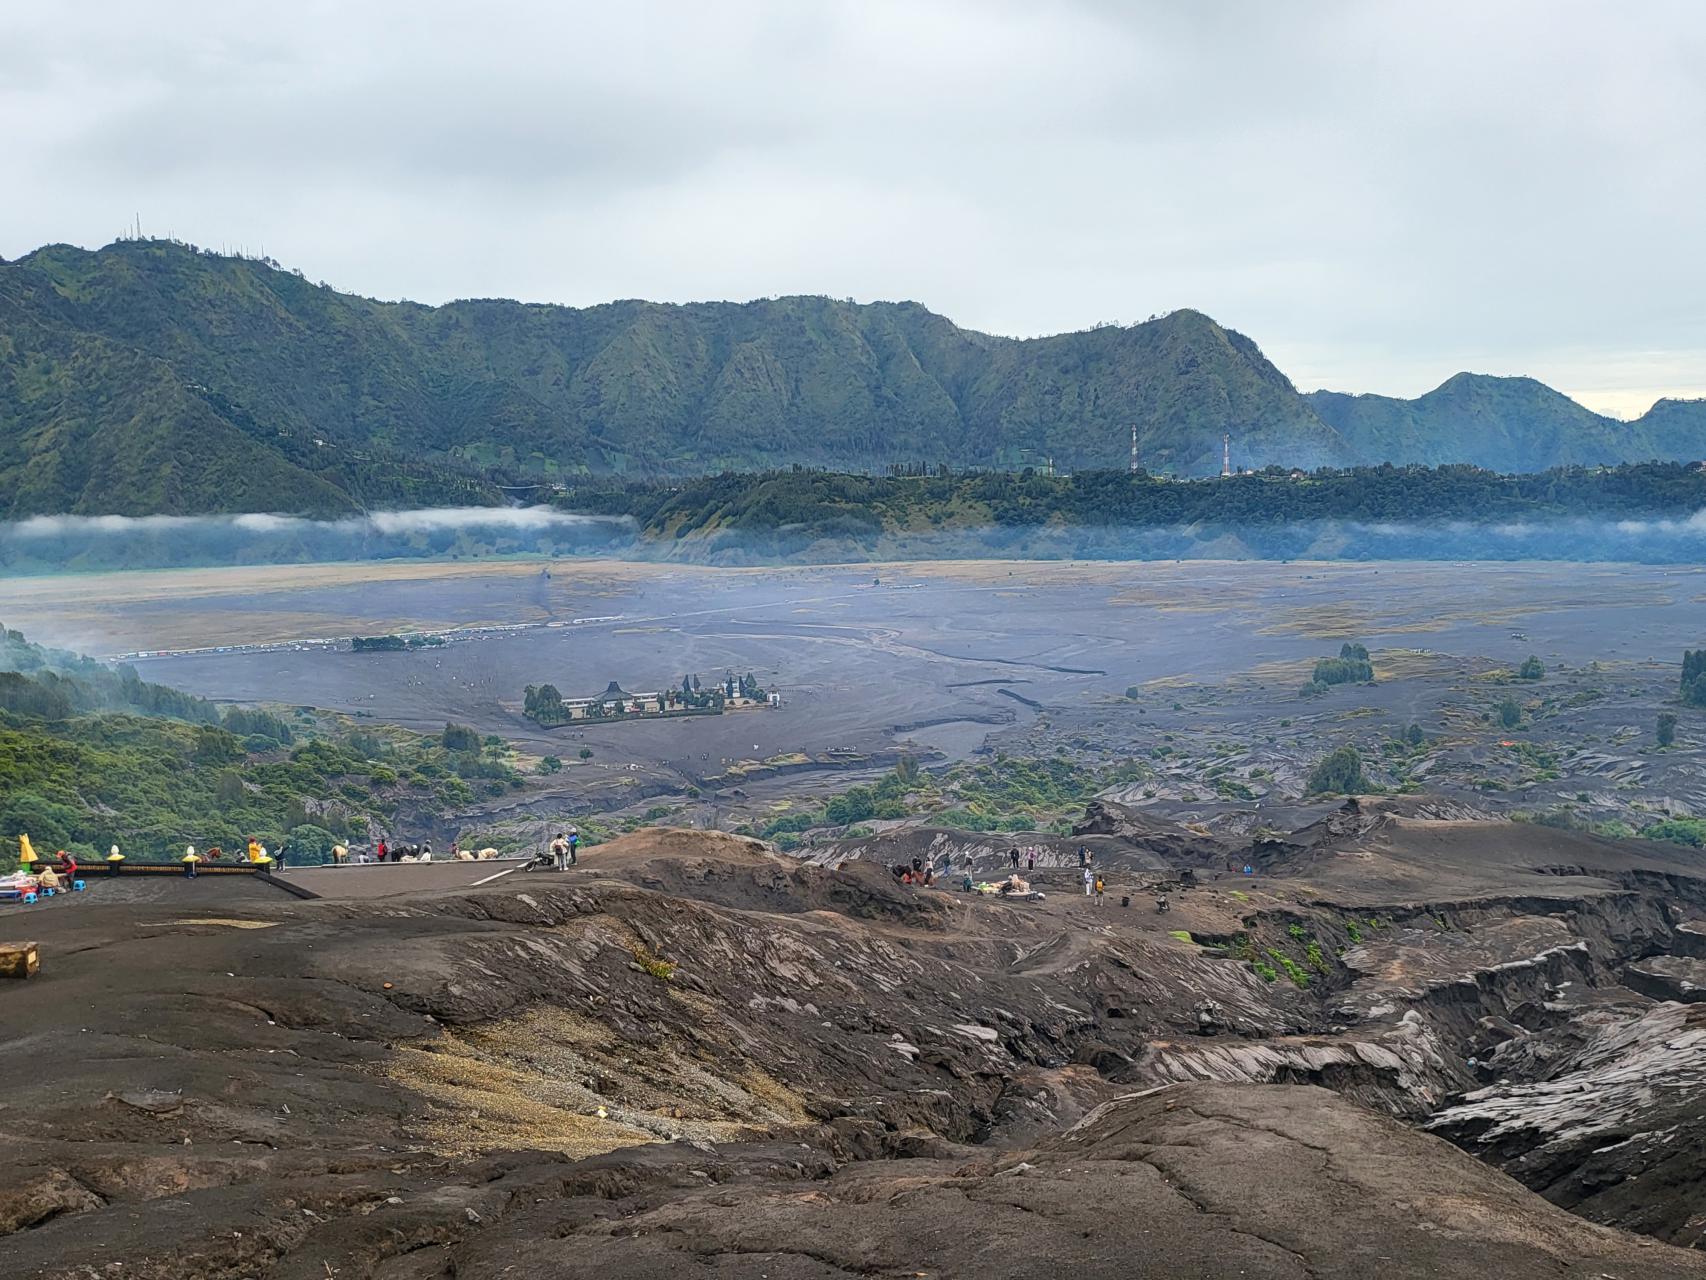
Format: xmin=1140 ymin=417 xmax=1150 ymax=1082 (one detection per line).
xmin=1 ymin=238 xmax=1701 ymax=516
xmin=0 ymin=622 xmax=522 ymax=865
xmin=576 ymin=461 xmax=1706 ymax=539
xmin=1306 ymin=374 xmax=1657 ymax=470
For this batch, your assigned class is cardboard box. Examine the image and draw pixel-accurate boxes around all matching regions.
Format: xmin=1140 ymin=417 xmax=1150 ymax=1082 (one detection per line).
xmin=0 ymin=942 xmax=40 ymax=979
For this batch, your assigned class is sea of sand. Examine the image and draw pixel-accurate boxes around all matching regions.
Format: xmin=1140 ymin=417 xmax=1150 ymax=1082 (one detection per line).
xmin=4 ymin=558 xmax=1701 ymax=775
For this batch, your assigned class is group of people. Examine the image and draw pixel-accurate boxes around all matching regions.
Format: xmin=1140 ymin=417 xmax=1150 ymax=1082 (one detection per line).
xmin=365 ymin=839 xmax=434 ymax=863
xmin=894 ymin=856 xmax=936 ymax=886
xmin=1008 ymin=846 xmax=1041 ymax=873
xmin=10 ymin=832 xmax=521 ymax=880
xmin=546 ymin=829 xmax=582 ymax=870
xmin=998 ymin=843 xmax=1112 ymax=903
xmin=866 ymin=841 xmax=1187 ymax=916
xmin=334 ymin=839 xmax=504 ymax=863
xmin=23 ymin=842 xmax=77 ymax=890
xmin=520 ymin=830 xmax=582 ymax=871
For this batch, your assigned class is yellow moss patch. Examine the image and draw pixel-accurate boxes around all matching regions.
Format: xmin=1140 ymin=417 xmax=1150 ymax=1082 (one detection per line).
xmin=385 ymin=1040 xmax=655 ymax=1159
xmin=384 ymin=1001 xmax=811 ymax=1160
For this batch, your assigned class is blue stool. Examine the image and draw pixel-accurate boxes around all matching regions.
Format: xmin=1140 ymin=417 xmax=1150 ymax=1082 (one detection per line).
xmin=22 ymin=892 xmax=37 ymax=905
xmin=72 ymin=879 xmax=86 ymax=891
xmin=42 ymin=887 xmax=55 ymax=897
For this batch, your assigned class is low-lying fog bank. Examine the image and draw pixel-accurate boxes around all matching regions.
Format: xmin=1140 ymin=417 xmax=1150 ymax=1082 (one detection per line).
xmin=9 ymin=507 xmax=1706 ymax=573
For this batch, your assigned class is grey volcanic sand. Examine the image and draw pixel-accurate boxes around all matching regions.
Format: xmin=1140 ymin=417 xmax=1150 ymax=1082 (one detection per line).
xmin=5 ymin=559 xmax=1703 ymax=776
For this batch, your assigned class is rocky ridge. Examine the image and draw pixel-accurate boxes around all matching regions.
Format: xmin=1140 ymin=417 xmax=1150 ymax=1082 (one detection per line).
xmin=4 ymin=813 xmax=1706 ymax=1275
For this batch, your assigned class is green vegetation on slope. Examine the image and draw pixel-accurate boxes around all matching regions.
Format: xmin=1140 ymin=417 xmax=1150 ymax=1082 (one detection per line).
xmin=751 ymin=754 xmax=1150 ymax=847
xmin=569 ymin=462 xmax=1706 ymax=543
xmin=0 ymin=241 xmax=1347 ymax=513
xmin=6 ymin=239 xmax=1701 ymax=516
xmin=0 ymin=625 xmax=523 ymax=869
xmin=1306 ymin=747 xmax=1368 ymax=796
xmin=1305 ymin=373 xmax=1669 ymax=472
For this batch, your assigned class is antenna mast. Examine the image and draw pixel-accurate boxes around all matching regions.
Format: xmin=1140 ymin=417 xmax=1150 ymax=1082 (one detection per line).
xmin=1130 ymin=424 xmax=1139 ymax=473
xmin=1221 ymin=433 xmax=1231 ymax=477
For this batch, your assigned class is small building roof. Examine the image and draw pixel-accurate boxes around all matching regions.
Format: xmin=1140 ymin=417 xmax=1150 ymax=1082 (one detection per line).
xmin=581 ymin=681 xmax=633 ymax=702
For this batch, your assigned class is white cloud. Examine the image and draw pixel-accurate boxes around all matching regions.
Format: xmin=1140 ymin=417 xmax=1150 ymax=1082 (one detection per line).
xmin=7 ymin=507 xmax=628 ymax=539
xmin=1 ymin=0 xmax=1702 ymax=403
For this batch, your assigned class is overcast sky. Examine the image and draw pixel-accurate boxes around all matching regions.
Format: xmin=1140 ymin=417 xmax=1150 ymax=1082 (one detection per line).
xmin=4 ymin=1 xmax=1703 ymax=416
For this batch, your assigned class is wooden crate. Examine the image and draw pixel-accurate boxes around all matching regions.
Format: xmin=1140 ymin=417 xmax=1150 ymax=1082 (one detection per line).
xmin=0 ymin=941 xmax=40 ymax=979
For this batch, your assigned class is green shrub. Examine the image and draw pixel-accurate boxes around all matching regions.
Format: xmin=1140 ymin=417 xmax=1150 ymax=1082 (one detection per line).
xmin=441 ymin=722 xmax=481 ymax=752
xmin=1306 ymin=746 xmax=1366 ymax=795
xmin=1641 ymin=818 xmax=1706 ymax=848
xmin=1266 ymin=949 xmax=1310 ymax=988
xmin=1313 ymin=645 xmax=1374 ymax=686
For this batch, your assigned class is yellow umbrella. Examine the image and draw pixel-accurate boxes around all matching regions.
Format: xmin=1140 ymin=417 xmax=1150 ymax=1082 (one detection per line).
xmin=17 ymin=834 xmax=38 ymax=866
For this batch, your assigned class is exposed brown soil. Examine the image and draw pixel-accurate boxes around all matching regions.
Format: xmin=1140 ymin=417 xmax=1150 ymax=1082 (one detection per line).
xmin=6 ymin=817 xmax=1706 ymax=1276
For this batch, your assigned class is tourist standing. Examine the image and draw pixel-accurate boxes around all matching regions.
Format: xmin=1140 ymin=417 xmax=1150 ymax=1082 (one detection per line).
xmin=1082 ymin=865 xmax=1094 ymax=896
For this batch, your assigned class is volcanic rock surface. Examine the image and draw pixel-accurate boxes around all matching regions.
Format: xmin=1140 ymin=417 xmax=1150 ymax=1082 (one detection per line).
xmin=4 ymin=813 xmax=1706 ymax=1276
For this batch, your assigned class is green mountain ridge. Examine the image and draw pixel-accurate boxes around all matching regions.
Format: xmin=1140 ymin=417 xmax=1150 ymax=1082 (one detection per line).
xmin=1305 ymin=373 xmax=1667 ymax=470
xmin=0 ymin=238 xmax=1701 ymax=516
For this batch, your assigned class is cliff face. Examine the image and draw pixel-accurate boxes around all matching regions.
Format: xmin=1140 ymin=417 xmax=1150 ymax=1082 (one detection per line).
xmin=5 ymin=820 xmax=1706 ymax=1276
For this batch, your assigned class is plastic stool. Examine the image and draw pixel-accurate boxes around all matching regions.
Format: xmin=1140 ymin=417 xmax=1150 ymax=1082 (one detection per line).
xmin=72 ymin=879 xmax=86 ymax=891
xmin=21 ymin=892 xmax=37 ymax=905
